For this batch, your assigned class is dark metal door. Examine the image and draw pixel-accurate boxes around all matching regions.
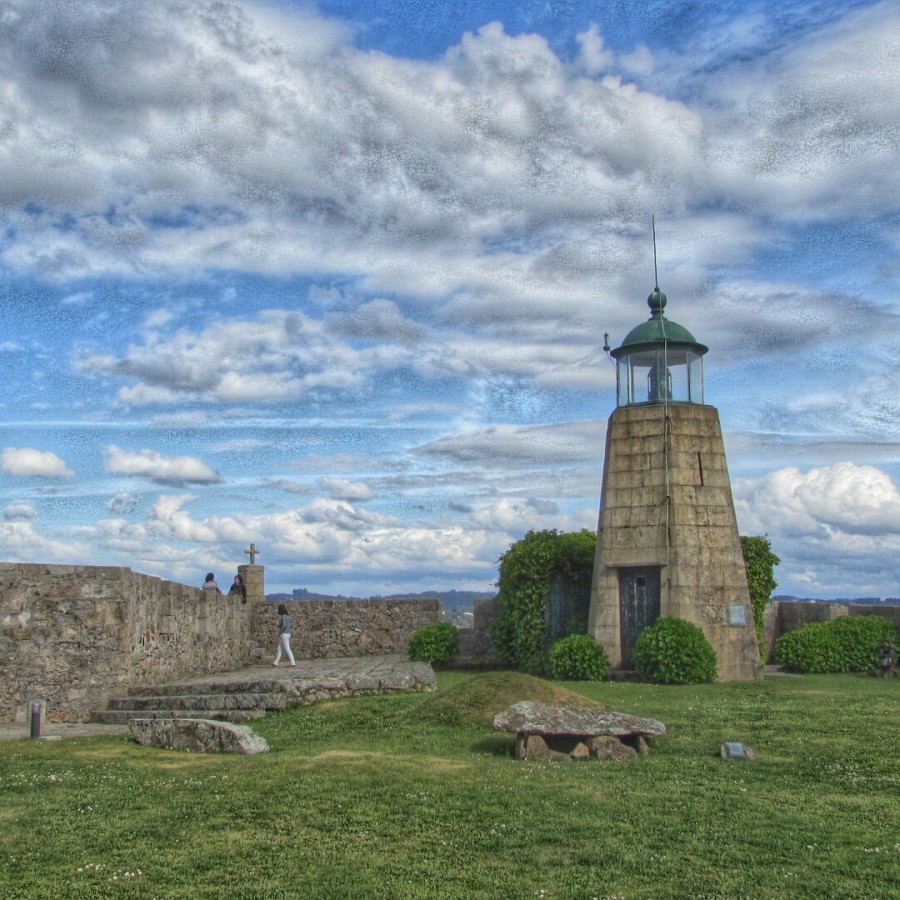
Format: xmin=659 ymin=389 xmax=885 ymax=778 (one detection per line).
xmin=618 ymin=567 xmax=661 ymax=668
xmin=545 ymin=573 xmax=591 ymax=647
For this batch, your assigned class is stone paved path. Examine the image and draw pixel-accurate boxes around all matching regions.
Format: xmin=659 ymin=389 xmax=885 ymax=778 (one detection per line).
xmin=0 ymin=655 xmax=433 ymax=743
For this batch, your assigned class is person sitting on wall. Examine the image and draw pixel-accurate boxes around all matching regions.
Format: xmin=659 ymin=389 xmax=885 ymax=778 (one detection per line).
xmin=229 ymin=574 xmax=248 ymax=604
xmin=202 ymin=572 xmax=223 ymax=596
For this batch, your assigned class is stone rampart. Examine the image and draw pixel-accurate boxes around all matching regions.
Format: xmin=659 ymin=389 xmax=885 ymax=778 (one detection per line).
xmin=1 ymin=566 xmax=444 ymax=722
xmin=250 ymin=599 xmax=441 ymax=660
xmin=0 ymin=563 xmax=253 ymax=723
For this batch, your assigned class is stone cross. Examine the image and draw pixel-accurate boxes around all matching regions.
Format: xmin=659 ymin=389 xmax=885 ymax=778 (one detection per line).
xmin=245 ymin=542 xmax=260 ymax=565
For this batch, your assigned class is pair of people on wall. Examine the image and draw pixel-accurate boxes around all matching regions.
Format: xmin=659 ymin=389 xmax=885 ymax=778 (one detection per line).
xmin=201 ymin=572 xmax=247 ymax=603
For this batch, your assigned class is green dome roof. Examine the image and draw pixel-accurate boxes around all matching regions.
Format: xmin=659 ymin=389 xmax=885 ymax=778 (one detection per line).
xmin=612 ymin=288 xmax=708 ymax=358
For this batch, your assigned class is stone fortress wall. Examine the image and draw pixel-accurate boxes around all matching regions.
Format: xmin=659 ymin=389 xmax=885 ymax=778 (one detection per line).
xmin=251 ymin=598 xmax=440 ymax=661
xmin=0 ymin=563 xmax=441 ymax=723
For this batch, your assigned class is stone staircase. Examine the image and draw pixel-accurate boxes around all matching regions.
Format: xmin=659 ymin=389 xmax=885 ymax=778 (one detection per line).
xmin=90 ymin=656 xmax=437 ymax=727
xmin=92 ymin=683 xmax=282 ymax=725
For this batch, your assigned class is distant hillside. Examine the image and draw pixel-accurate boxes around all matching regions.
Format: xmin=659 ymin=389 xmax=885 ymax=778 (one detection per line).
xmin=266 ymin=587 xmax=495 ymax=614
xmin=368 ymin=589 xmax=495 ymax=613
xmin=774 ymin=596 xmax=900 ymax=606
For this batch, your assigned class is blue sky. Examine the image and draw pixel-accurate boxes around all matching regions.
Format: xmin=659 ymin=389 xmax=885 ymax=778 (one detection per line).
xmin=1 ymin=0 xmax=898 ymax=598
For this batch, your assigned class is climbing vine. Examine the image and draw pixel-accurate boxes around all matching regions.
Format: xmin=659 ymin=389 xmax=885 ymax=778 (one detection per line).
xmin=492 ymin=529 xmax=596 ymax=674
xmin=741 ymin=534 xmax=781 ymax=656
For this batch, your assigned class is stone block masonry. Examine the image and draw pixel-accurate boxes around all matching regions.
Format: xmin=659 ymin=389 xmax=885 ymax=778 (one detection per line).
xmin=250 ymin=598 xmax=442 ymax=660
xmin=0 ymin=563 xmax=253 ymax=723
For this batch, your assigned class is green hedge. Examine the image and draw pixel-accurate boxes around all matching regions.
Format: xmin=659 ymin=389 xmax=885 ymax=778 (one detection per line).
xmin=408 ymin=622 xmax=460 ymax=664
xmin=775 ymin=615 xmax=897 ymax=673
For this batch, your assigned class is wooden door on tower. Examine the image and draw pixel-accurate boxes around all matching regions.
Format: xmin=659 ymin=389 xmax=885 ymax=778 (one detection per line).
xmin=618 ymin=567 xmax=661 ymax=668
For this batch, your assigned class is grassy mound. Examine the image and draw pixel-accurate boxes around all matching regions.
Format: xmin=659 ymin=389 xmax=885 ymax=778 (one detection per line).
xmin=410 ymin=671 xmax=605 ymax=728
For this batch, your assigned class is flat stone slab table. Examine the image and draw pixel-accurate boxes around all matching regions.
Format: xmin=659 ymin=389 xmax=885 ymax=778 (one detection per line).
xmin=494 ymin=700 xmax=666 ymax=761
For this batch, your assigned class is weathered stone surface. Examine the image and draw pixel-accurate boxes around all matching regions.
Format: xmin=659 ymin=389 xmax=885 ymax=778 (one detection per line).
xmin=250 ymin=599 xmax=441 ymax=661
xmin=515 ymin=733 xmax=568 ymax=761
xmin=569 ymin=741 xmax=591 ymax=760
xmin=588 ymin=735 xmax=638 ymax=760
xmin=494 ymin=701 xmax=666 ymax=739
xmin=130 ymin=718 xmax=269 ymax=754
xmin=499 ymin=702 xmax=664 ymax=761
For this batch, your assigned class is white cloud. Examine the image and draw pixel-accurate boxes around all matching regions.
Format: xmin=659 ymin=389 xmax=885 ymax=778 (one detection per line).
xmin=319 ymin=478 xmax=374 ymax=502
xmin=0 ymin=519 xmax=86 ymax=562
xmin=575 ymin=24 xmax=615 ymax=76
xmin=0 ymin=1 xmax=704 ymax=293
xmin=3 ymin=501 xmax=38 ymax=521
xmin=104 ymin=446 xmax=221 ymax=486
xmin=418 ymin=420 xmax=605 ymax=467
xmin=735 ymin=462 xmax=900 ymax=595
xmin=1 ymin=447 xmax=73 ymax=478
xmin=326 ymin=299 xmax=426 ymax=344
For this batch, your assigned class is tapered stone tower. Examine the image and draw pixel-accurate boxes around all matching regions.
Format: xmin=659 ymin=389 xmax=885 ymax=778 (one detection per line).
xmin=588 ymin=286 xmax=761 ymax=680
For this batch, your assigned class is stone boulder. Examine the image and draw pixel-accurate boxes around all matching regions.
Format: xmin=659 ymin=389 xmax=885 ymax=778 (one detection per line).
xmin=494 ymin=701 xmax=665 ymax=761
xmin=130 ymin=718 xmax=270 ymax=754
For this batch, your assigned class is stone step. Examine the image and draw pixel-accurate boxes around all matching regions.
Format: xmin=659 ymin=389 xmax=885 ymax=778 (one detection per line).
xmin=92 ymin=708 xmax=267 ymax=725
xmin=106 ymin=692 xmax=287 ymax=712
xmin=126 ymin=678 xmax=291 ymax=697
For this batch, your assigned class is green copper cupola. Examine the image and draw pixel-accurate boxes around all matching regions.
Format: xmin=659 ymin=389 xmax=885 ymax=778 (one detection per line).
xmin=611 ymin=287 xmax=708 ymax=406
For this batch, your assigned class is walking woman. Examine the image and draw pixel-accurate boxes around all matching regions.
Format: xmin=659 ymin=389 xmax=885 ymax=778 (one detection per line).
xmin=272 ymin=604 xmax=296 ymax=668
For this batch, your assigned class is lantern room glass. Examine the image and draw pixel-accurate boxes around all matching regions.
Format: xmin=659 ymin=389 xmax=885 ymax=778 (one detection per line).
xmin=616 ymin=347 xmax=704 ymax=407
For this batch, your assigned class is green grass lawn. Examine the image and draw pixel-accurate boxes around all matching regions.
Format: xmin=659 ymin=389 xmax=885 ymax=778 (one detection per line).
xmin=1 ymin=672 xmax=897 ymax=899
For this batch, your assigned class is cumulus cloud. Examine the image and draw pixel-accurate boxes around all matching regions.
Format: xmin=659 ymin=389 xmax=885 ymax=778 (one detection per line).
xmin=734 ymin=462 xmax=900 ymax=594
xmin=1 ymin=447 xmax=73 ymax=478
xmin=70 ymin=492 xmax=509 ymax=587
xmin=0 ymin=0 xmax=704 ymax=294
xmin=3 ymin=501 xmax=38 ymax=521
xmin=319 ymin=478 xmax=374 ymax=502
xmin=104 ymin=446 xmax=221 ymax=486
xmin=326 ymin=299 xmax=426 ymax=344
xmin=0 ymin=519 xmax=86 ymax=562
xmin=76 ymin=310 xmax=373 ymax=406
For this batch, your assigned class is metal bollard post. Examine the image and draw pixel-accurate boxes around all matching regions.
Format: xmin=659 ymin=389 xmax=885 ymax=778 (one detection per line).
xmin=30 ymin=701 xmax=44 ymax=739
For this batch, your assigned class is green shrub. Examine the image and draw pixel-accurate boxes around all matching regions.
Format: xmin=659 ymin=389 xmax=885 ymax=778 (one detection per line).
xmin=634 ymin=617 xmax=718 ymax=685
xmin=775 ymin=623 xmax=844 ymax=673
xmin=408 ymin=622 xmax=460 ymax=664
xmin=775 ymin=615 xmax=897 ymax=673
xmin=831 ymin=616 xmax=898 ymax=671
xmin=547 ymin=634 xmax=610 ymax=682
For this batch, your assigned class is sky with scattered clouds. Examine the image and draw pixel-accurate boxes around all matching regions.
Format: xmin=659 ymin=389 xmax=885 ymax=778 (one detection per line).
xmin=1 ymin=0 xmax=898 ymax=598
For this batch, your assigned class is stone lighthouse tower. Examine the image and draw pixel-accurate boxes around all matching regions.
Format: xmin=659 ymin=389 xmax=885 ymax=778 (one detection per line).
xmin=587 ymin=285 xmax=761 ymax=681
